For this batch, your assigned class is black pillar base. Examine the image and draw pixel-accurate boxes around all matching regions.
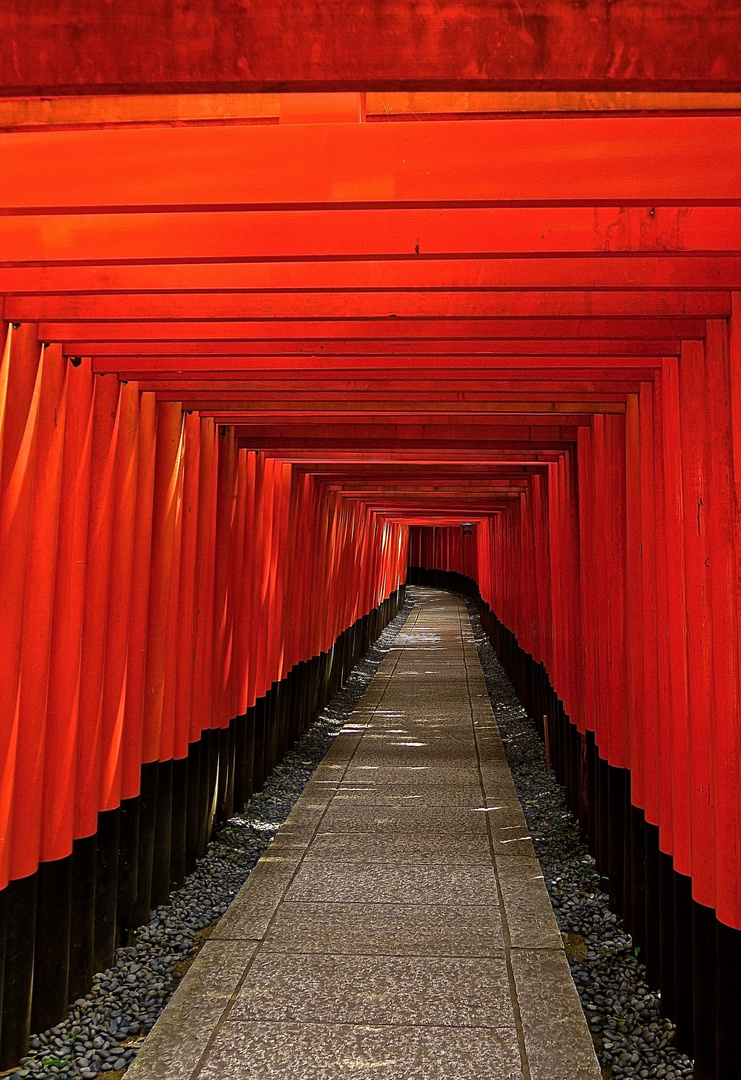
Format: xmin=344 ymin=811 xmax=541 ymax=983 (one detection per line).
xmin=31 ymin=856 xmax=72 ymax=1033
xmin=0 ymin=873 xmax=38 ymax=1068
xmin=93 ymin=806 xmax=120 ymax=973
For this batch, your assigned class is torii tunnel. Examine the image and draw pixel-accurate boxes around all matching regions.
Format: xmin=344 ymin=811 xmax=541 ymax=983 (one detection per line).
xmin=1 ymin=3 xmax=741 ymax=1078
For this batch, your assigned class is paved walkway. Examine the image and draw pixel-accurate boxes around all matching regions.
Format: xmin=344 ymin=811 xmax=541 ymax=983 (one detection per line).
xmin=128 ymin=589 xmax=600 ymax=1080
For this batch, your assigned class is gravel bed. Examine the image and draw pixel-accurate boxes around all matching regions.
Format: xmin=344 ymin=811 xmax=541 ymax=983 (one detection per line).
xmin=8 ymin=597 xmax=413 ymax=1080
xmin=465 ymin=597 xmax=694 ymax=1080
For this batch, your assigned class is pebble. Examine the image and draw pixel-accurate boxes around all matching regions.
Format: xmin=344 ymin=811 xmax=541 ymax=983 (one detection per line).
xmin=8 ymin=600 xmax=413 ymax=1079
xmin=466 ymin=597 xmax=695 ymax=1080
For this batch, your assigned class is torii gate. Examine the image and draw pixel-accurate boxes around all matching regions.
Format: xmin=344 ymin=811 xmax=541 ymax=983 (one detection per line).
xmin=0 ymin=5 xmax=740 ymax=1079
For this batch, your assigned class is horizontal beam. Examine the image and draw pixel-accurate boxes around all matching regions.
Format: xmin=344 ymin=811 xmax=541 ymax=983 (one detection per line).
xmin=155 ymin=396 xmax=623 ymax=412
xmin=6 ymin=260 xmax=741 ymax=313
xmin=2 ymin=207 xmax=739 ymax=266
xmin=281 ymin=452 xmax=561 ymax=462
xmin=2 ymin=117 xmax=740 ymax=211
xmin=2 ymin=3 xmax=740 ymax=94
xmin=11 ymin=290 xmax=731 ymax=327
xmin=90 ymin=350 xmax=675 ymax=377
xmin=233 ymin=418 xmax=582 ymax=432
xmin=7 ymin=93 xmax=741 ymax=132
xmin=245 ymin=435 xmax=576 ymax=443
xmin=71 ymin=315 xmax=704 ymax=345
xmin=138 ymin=379 xmax=640 ymax=394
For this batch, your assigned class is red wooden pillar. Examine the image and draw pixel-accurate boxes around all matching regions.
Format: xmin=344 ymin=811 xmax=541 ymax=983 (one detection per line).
xmin=717 ymin=292 xmax=741 ymax=1077
xmin=75 ymin=375 xmax=121 ymax=843
xmin=175 ymin=411 xmax=202 ymax=757
xmin=10 ymin=344 xmax=69 ymax=882
xmin=245 ymin=452 xmax=265 ymax=710
xmin=142 ymin=401 xmax=183 ymax=768
xmin=229 ymin=448 xmax=248 ymax=720
xmin=578 ymin=426 xmax=598 ymax=740
xmin=727 ymin=293 xmax=741 ymax=931
xmin=121 ymin=392 xmax=156 ymax=802
xmin=159 ymin=419 xmax=185 ymax=763
xmin=140 ymin=400 xmax=183 ymax=913
xmin=660 ymin=357 xmax=691 ymax=874
xmin=638 ymin=382 xmax=661 ymax=831
xmin=650 ymin=373 xmax=674 ymax=851
xmin=212 ymin=424 xmax=236 ymax=731
xmin=703 ymin=320 xmax=741 ymax=932
xmin=191 ymin=417 xmax=218 ymax=739
xmin=254 ymin=456 xmax=276 ymax=700
xmin=678 ymin=340 xmax=715 ymax=914
xmin=0 ymin=324 xmax=42 ymax=890
xmin=235 ymin=451 xmax=257 ymax=715
xmin=625 ymin=392 xmax=645 ymax=810
xmin=99 ymin=381 xmax=140 ymax=814
xmin=40 ymin=357 xmax=94 ymax=865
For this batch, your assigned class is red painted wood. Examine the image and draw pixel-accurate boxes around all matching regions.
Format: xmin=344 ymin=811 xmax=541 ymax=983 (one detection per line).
xmin=141 ymin=402 xmax=183 ymax=764
xmin=121 ymin=392 xmax=156 ymax=800
xmin=0 ymin=206 xmax=737 ymax=269
xmin=99 ymin=381 xmax=139 ymax=812
xmin=75 ymin=374 xmax=120 ymax=839
xmin=0 ymin=2 xmax=739 ymax=95
xmin=40 ymin=356 xmax=94 ymax=862
xmin=10 ymin=344 xmax=68 ymax=880
xmin=2 ymin=117 xmax=740 ymax=211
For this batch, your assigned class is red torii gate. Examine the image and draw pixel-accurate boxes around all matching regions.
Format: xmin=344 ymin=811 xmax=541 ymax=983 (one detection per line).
xmin=0 ymin=9 xmax=740 ymax=1080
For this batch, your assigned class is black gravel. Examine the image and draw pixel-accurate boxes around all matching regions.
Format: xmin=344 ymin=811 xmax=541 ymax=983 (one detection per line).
xmin=465 ymin=596 xmax=695 ymax=1080
xmin=9 ymin=597 xmax=413 ymax=1080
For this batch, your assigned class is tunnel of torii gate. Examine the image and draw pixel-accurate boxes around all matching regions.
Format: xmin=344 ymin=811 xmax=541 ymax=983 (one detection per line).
xmin=1 ymin=2 xmax=741 ymax=1078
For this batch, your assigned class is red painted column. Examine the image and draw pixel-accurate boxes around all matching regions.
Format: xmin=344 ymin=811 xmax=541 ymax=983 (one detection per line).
xmin=625 ymin=392 xmax=645 ymax=808
xmin=245 ymin=452 xmax=265 ymax=710
xmin=638 ymin=382 xmax=661 ymax=828
xmin=578 ymin=425 xmax=599 ymax=740
xmin=40 ymin=357 xmax=94 ymax=863
xmin=121 ymin=392 xmax=156 ymax=800
xmin=175 ymin=411 xmax=201 ymax=756
xmin=191 ymin=417 xmax=217 ymax=738
xmin=235 ymin=451 xmax=257 ymax=715
xmin=228 ymin=448 xmax=248 ymax=719
xmin=0 ymin=324 xmax=41 ymax=886
xmin=10 ymin=344 xmax=68 ymax=881
xmin=141 ymin=401 xmax=183 ymax=767
xmin=728 ymin=293 xmax=741 ymax=929
xmin=75 ymin=374 xmax=120 ymax=842
xmin=660 ymin=356 xmax=691 ymax=871
xmin=159 ymin=422 xmax=185 ymax=763
xmin=678 ymin=340 xmax=715 ymax=911
xmin=606 ymin=414 xmax=628 ymax=773
xmin=704 ymin=319 xmax=741 ymax=930
xmin=212 ymin=424 xmax=236 ymax=728
xmin=99 ymin=381 xmax=139 ymax=813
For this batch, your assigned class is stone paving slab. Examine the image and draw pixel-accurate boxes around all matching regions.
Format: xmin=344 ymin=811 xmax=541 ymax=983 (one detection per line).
xmin=230 ymin=952 xmax=515 ymax=1028
xmin=260 ymin=900 xmax=506 ymax=955
xmin=195 ymin=1021 xmax=525 ymax=1080
xmin=302 ymin=831 xmax=494 ymax=864
xmin=284 ymin=859 xmax=502 ymax=905
xmin=127 ymin=588 xmax=600 ymax=1080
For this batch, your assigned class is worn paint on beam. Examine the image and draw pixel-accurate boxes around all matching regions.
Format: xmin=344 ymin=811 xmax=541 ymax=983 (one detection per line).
xmin=0 ymin=3 xmax=740 ymax=94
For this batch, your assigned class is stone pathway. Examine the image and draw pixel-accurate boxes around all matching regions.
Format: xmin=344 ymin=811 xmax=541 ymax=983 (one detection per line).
xmin=127 ymin=589 xmax=600 ymax=1080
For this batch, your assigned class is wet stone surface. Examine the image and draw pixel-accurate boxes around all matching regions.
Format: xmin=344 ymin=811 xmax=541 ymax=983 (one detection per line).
xmin=7 ymin=600 xmax=413 ymax=1080
xmin=465 ymin=597 xmax=695 ymax=1080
